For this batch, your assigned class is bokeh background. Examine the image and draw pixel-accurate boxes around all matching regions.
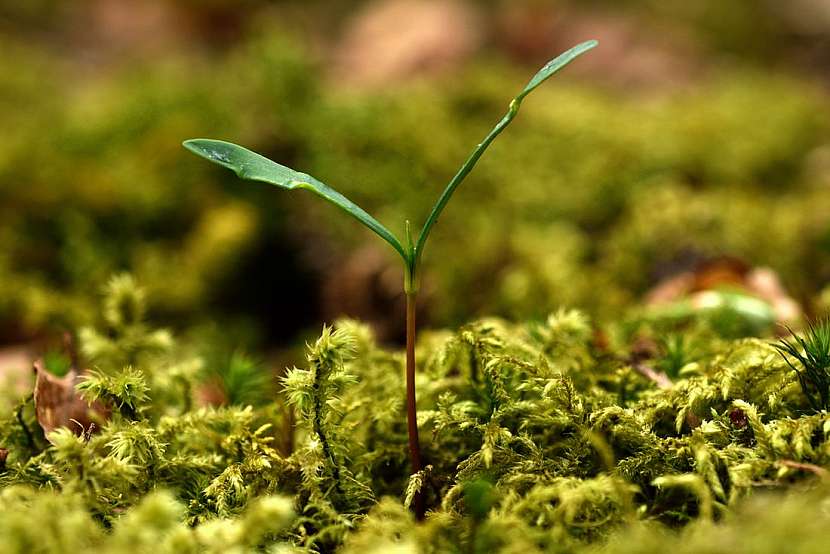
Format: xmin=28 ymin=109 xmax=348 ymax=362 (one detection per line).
xmin=2 ymin=0 xmax=830 ymax=354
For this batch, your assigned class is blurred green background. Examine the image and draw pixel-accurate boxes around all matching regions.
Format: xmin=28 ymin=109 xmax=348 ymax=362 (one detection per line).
xmin=2 ymin=0 xmax=830 ymax=351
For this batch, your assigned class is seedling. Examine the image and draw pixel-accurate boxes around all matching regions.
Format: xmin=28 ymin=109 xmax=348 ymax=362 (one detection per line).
xmin=183 ymin=40 xmax=597 ymax=518
xmin=775 ymin=320 xmax=830 ymax=412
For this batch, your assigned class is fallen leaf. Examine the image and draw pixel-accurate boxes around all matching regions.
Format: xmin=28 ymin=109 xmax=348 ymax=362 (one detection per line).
xmin=645 ymin=257 xmax=802 ymax=325
xmin=32 ymin=360 xmax=109 ymax=443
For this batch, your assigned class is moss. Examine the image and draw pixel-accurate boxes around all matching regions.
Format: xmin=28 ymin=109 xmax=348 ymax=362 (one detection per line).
xmin=2 ymin=279 xmax=829 ymax=552
xmin=1 ymin=31 xmax=829 ymax=340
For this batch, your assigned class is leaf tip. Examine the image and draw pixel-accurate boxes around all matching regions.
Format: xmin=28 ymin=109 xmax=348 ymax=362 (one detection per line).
xmin=181 ymin=138 xmax=236 ymax=168
xmin=182 ymin=138 xmax=209 ymax=156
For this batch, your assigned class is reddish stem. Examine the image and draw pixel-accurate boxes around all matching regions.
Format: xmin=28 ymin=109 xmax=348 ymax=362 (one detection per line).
xmin=406 ymin=292 xmax=425 ymax=519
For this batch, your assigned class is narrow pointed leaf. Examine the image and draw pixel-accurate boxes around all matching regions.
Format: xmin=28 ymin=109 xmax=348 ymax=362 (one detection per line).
xmin=517 ymin=40 xmax=598 ymax=102
xmin=183 ymin=139 xmax=406 ymax=260
xmin=414 ymin=40 xmax=598 ymax=264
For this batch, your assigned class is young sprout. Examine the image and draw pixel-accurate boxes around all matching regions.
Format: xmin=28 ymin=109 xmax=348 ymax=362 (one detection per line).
xmin=183 ymin=40 xmax=597 ymax=518
xmin=775 ymin=320 xmax=830 ymax=412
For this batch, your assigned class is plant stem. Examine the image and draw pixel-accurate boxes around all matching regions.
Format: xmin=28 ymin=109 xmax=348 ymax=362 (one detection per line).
xmin=406 ymin=291 xmax=425 ymax=520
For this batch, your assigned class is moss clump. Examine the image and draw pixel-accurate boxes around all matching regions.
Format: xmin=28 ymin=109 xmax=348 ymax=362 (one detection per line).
xmin=0 ymin=279 xmax=828 ymax=552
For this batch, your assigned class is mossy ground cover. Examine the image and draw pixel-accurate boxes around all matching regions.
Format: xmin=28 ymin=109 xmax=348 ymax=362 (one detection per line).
xmin=2 ymin=31 xmax=829 ymax=343
xmin=3 ymin=4 xmax=830 ymax=552
xmin=1 ymin=277 xmax=829 ymax=553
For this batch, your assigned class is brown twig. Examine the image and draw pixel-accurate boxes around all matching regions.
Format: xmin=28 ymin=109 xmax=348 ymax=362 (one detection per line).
xmin=633 ymin=362 xmax=673 ymax=390
xmin=778 ymin=459 xmax=830 ymax=481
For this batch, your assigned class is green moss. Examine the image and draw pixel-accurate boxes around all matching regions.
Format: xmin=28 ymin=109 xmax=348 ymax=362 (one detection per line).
xmin=2 ymin=279 xmax=829 ymax=552
xmin=1 ymin=31 xmax=829 ymax=340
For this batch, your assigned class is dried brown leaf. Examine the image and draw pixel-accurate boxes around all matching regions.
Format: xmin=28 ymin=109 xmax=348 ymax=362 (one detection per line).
xmin=32 ymin=360 xmax=109 ymax=443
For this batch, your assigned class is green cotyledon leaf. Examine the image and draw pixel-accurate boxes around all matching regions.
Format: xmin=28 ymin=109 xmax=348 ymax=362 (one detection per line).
xmin=182 ymin=138 xmax=407 ymax=261
xmin=517 ymin=39 xmax=598 ymax=101
xmin=414 ymin=40 xmax=598 ymax=266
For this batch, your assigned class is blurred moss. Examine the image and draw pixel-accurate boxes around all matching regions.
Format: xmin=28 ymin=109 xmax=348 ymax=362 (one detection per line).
xmin=0 ymin=29 xmax=828 ymax=343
